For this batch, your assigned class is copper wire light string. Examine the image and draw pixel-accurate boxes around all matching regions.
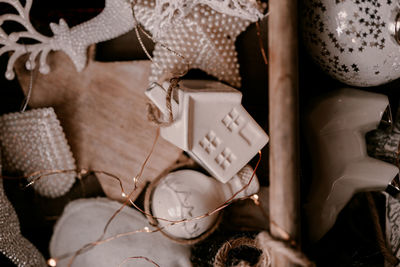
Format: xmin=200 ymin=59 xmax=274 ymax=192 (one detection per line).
xmin=118 ymin=256 xmax=160 ymax=267
xmin=52 ymin=150 xmax=263 ymax=266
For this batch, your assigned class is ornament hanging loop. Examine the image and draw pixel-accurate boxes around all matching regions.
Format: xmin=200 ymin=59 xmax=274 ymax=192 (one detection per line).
xmin=395 ymin=13 xmax=400 ymax=45
xmin=146 ymin=77 xmax=180 ymax=126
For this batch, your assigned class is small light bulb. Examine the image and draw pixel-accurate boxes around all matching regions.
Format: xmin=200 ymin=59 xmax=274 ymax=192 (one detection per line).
xmin=47 ymin=258 xmax=57 ymax=267
xmin=251 ymin=194 xmax=260 ymax=205
xmin=144 ymin=226 xmax=150 ymax=232
xmin=121 ymin=192 xmax=127 ymax=197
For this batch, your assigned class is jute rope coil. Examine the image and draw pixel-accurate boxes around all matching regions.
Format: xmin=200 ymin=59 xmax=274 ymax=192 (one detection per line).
xmin=213 ymin=236 xmax=269 ymax=267
xmin=214 ymin=231 xmax=315 ymax=267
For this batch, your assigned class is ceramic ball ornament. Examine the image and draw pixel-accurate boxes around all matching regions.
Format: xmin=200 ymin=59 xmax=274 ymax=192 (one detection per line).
xmin=151 ymin=166 xmax=259 ymax=240
xmin=303 ymin=0 xmax=400 ymax=87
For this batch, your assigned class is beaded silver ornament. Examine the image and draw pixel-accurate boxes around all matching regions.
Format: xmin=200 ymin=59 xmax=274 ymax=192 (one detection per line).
xmin=0 ymin=108 xmax=76 ymax=198
xmin=0 ymin=150 xmax=47 ymax=267
xmin=135 ymin=0 xmax=252 ymax=87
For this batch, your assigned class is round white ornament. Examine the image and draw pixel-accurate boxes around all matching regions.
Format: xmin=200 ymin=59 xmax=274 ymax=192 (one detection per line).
xmin=151 ymin=167 xmax=259 ymax=240
xmin=303 ymin=0 xmax=400 ymax=87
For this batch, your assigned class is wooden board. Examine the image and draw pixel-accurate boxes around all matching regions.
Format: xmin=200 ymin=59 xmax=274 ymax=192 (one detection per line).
xmin=15 ymin=50 xmax=182 ymax=202
xmin=269 ymin=0 xmax=300 ymax=266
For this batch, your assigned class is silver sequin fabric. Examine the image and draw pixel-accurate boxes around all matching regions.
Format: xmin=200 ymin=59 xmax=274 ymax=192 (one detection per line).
xmin=386 ymin=194 xmax=400 ymax=267
xmin=0 ymin=108 xmax=76 ymax=198
xmin=0 ymin=150 xmax=47 ymax=266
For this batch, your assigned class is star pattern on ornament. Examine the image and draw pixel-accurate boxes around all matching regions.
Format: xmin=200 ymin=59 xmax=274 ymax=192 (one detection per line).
xmin=135 ymin=0 xmax=252 ymax=88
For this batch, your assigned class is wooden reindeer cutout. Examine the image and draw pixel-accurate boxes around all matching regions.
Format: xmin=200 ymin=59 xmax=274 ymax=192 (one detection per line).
xmin=15 ymin=50 xmax=182 ymax=201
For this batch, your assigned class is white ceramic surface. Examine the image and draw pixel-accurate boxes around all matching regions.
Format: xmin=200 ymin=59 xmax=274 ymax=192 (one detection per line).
xmin=303 ymin=0 xmax=400 ymax=87
xmin=151 ymin=166 xmax=259 ymax=239
xmin=145 ymin=80 xmax=269 ymax=183
xmin=306 ymin=88 xmax=398 ymax=242
xmin=50 ymin=198 xmax=192 ymax=267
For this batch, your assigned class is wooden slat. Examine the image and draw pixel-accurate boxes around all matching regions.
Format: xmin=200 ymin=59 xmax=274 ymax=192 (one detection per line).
xmin=268 ymin=0 xmax=300 ymax=266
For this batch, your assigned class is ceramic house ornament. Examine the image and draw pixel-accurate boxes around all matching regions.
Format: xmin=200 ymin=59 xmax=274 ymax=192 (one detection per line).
xmin=151 ymin=165 xmax=259 ymax=239
xmin=305 ymin=88 xmax=398 ymax=242
xmin=145 ymin=80 xmax=269 ymax=183
xmin=303 ymin=0 xmax=400 ymax=87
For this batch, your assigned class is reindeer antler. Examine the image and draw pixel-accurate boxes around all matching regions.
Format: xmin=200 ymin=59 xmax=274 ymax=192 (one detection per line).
xmin=0 ymin=0 xmax=52 ymax=79
xmin=0 ymin=0 xmax=135 ymax=80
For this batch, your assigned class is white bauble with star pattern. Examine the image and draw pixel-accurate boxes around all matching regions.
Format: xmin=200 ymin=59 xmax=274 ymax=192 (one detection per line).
xmin=303 ymin=0 xmax=400 ymax=87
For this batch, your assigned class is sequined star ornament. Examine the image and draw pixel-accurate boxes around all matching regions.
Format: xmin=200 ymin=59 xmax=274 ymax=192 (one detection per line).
xmin=134 ymin=0 xmax=262 ymax=88
xmin=0 ymin=150 xmax=47 ymax=266
xmin=0 ymin=108 xmax=76 ymax=198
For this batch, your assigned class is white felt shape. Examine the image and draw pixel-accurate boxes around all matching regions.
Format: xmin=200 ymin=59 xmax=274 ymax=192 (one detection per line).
xmin=305 ymin=88 xmax=399 ymax=242
xmin=152 ymin=165 xmax=260 ymax=239
xmin=50 ymin=198 xmax=192 ymax=267
xmin=145 ymin=80 xmax=269 ymax=183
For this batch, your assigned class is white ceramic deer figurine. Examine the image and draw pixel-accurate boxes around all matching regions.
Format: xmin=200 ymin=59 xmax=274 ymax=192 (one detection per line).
xmin=0 ymin=0 xmax=135 ymax=80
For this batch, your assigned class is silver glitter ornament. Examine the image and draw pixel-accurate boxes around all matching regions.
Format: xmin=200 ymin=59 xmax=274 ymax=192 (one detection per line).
xmin=0 ymin=108 xmax=76 ymax=198
xmin=0 ymin=150 xmax=47 ymax=267
xmin=135 ymin=0 xmax=252 ymax=88
xmin=302 ymin=0 xmax=400 ymax=87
